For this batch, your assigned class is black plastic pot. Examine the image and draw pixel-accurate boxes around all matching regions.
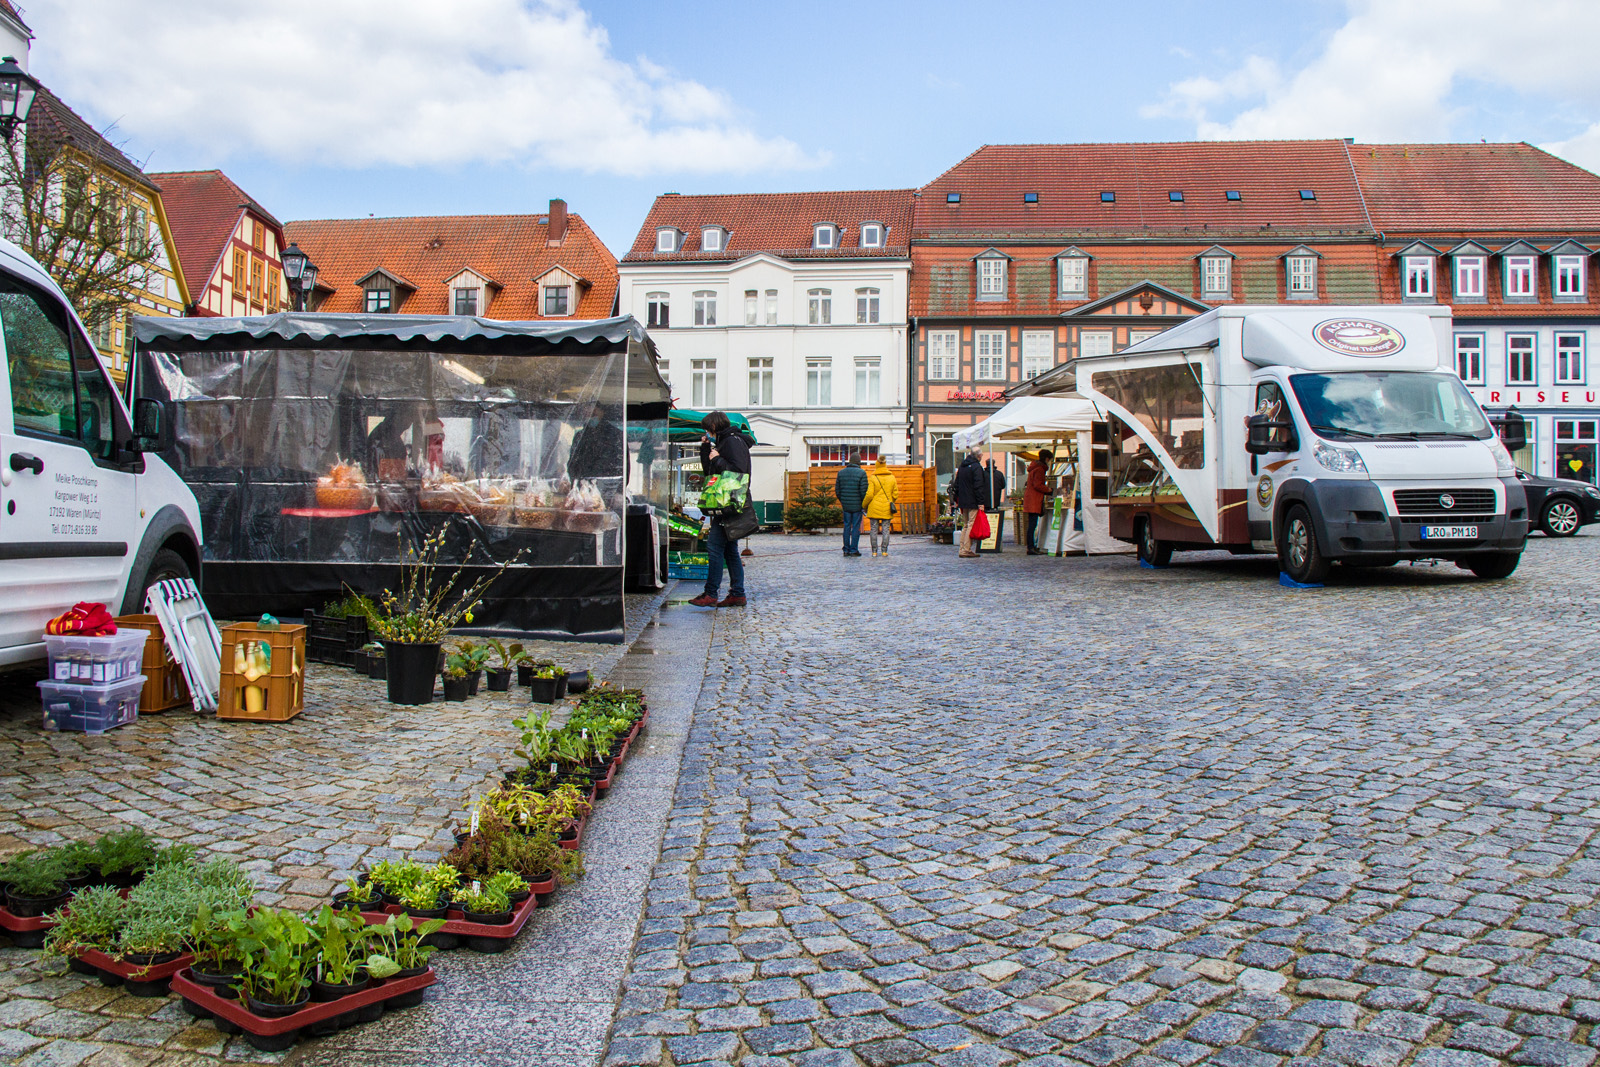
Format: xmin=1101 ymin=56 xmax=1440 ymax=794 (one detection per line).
xmin=5 ymin=886 xmax=69 ymax=917
xmin=398 ymin=900 xmax=449 ymax=919
xmin=517 ymin=663 xmax=536 ymax=687
xmin=528 ymin=676 xmax=559 ymax=704
xmin=64 ymin=868 xmax=97 ymax=889
xmin=486 ymin=668 xmax=512 ymax=692
xmin=505 ymin=886 xmax=531 ymax=904
xmin=553 ymin=672 xmax=569 ymax=700
xmin=244 ymin=990 xmax=311 ymax=1052
xmin=441 ymin=674 xmax=471 ymax=701
xmin=191 ymin=963 xmax=242 ymax=998
xmin=332 ymin=892 xmax=377 ymax=911
xmin=388 ymin=965 xmax=430 ymax=1009
xmin=368 ymin=656 xmax=387 ymax=681
xmin=67 ymin=956 xmax=98 ymax=975
xmin=248 ymin=990 xmax=311 ymax=1016
xmin=384 ymin=641 xmax=440 ymax=705
xmin=311 ymin=973 xmax=371 ymax=1002
xmin=565 ymin=669 xmax=592 ymax=694
xmin=467 ymin=669 xmax=482 ymax=696
xmin=463 ymin=907 xmax=513 ymax=925
xmin=352 ymin=649 xmax=370 ymax=674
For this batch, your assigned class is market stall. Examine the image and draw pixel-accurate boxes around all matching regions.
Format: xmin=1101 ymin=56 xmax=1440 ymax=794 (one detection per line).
xmin=130 ymin=313 xmax=670 ymax=641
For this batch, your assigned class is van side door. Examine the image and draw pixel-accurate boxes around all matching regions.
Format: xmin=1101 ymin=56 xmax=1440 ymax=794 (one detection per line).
xmin=1246 ymin=378 xmax=1298 ymax=550
xmin=0 ymin=273 xmax=139 ymax=654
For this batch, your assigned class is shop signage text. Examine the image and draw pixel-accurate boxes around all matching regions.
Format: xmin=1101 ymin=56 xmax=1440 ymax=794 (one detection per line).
xmin=944 ymin=389 xmax=1007 ymax=401
xmin=1473 ymin=388 xmax=1600 ymax=407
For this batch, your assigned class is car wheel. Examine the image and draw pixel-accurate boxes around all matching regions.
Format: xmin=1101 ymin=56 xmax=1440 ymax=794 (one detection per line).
xmin=1465 ymin=551 xmax=1521 ymax=579
xmin=1136 ymin=517 xmax=1172 ymax=567
xmin=136 ymin=548 xmax=192 ymax=610
xmin=1278 ymin=504 xmax=1330 ymax=584
xmin=1541 ymin=497 xmax=1582 ymax=537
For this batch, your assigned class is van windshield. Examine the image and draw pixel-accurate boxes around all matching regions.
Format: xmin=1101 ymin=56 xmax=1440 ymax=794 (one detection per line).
xmin=1288 ymin=371 xmax=1492 ymax=441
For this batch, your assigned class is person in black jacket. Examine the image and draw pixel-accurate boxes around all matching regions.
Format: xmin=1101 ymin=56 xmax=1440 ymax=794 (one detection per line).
xmin=834 ymin=453 xmax=869 ymax=557
xmin=689 ymin=411 xmax=752 ymax=607
xmin=952 ymin=447 xmax=985 ymax=557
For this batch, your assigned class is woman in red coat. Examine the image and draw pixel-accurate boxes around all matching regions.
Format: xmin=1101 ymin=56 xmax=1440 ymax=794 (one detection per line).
xmin=1023 ymin=449 xmax=1054 ymax=555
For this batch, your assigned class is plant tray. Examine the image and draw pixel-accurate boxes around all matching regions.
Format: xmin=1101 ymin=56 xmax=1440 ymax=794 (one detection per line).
xmin=356 ymin=891 xmax=540 ymax=953
xmin=171 ymin=966 xmax=436 ymax=1051
xmin=74 ymin=948 xmax=194 ymax=996
xmin=0 ymin=903 xmax=54 ymax=948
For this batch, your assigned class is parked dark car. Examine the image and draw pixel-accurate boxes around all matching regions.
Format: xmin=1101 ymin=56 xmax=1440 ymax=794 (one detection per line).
xmin=1515 ymin=469 xmax=1600 ymax=537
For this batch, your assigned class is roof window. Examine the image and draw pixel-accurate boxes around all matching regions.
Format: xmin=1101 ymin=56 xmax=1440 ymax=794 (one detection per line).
xmin=946 ymin=193 xmax=961 ymax=204
xmin=1225 ymin=190 xmax=1242 ymax=201
xmin=1023 ymin=192 xmax=1038 ymax=204
xmin=1100 ymin=191 xmax=1116 ymax=203
xmin=1299 ymin=189 xmax=1317 ymax=200
xmin=1168 ymin=191 xmax=1184 ymax=202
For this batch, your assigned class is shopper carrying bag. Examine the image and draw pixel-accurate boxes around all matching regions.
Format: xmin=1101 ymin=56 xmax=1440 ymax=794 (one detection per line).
xmin=862 ymin=458 xmax=899 ymax=557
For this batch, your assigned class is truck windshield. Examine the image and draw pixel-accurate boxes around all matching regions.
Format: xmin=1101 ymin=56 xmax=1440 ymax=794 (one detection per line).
xmin=1289 ymin=371 xmax=1491 ymax=441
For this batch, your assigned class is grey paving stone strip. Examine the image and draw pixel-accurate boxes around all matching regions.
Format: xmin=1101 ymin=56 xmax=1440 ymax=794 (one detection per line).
xmin=295 ymin=591 xmax=715 ymax=1067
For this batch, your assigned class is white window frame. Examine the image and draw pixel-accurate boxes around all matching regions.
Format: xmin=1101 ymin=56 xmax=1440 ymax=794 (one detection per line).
xmin=928 ymin=331 xmax=959 ymax=380
xmin=1201 ymin=257 xmax=1231 ymax=298
xmin=813 ymin=224 xmax=835 ymax=250
xmin=1080 ymin=330 xmax=1113 ymax=358
xmin=646 ymin=292 xmax=669 ymax=329
xmin=1505 ymin=255 xmax=1537 ymax=298
xmin=855 ymin=359 xmax=881 ymax=407
xmin=1507 ymin=334 xmax=1537 ymax=386
xmin=655 ymin=228 xmax=677 ymax=253
xmin=856 ymin=287 xmax=880 ymax=324
xmin=693 ymin=290 xmax=717 ymax=327
xmin=701 ymin=226 xmax=722 ymax=252
xmin=1556 ymin=333 xmax=1586 ymax=384
xmin=975 ymin=330 xmax=1006 ymax=380
xmin=748 ymin=357 xmax=773 ymax=407
xmin=808 ymin=289 xmax=831 ymax=325
xmin=1022 ymin=330 xmax=1054 ymax=380
xmin=806 ymin=358 xmax=832 ymax=406
xmin=1059 ymin=256 xmax=1087 ymax=297
xmin=1403 ymin=256 xmax=1435 ymax=299
xmin=1454 ymin=256 xmax=1485 ymax=300
xmin=691 ymin=359 xmax=717 ymax=407
xmin=860 ymin=223 xmax=883 ymax=248
xmin=764 ymin=289 xmax=778 ymax=325
xmin=1454 ymin=333 xmax=1484 ymax=385
xmin=744 ymin=290 xmax=757 ymax=326
xmin=977 ymin=257 xmax=1007 ymax=299
xmin=658 ymin=360 xmax=670 ymax=389
xmin=1556 ymin=256 xmax=1587 ymax=299
xmin=1287 ymin=256 xmax=1317 ymax=297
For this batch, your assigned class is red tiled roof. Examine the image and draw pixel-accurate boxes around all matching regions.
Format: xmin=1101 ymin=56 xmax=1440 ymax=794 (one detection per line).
xmin=622 ymin=189 xmax=915 ymax=262
xmin=1351 ymin=143 xmax=1600 ymax=234
xmin=915 ymin=140 xmax=1374 ymax=239
xmin=29 ymin=84 xmax=153 ymax=191
xmin=146 ymin=170 xmax=281 ymax=299
xmin=0 ymin=0 xmax=29 ymax=31
xmin=284 ymin=211 xmax=617 ymax=319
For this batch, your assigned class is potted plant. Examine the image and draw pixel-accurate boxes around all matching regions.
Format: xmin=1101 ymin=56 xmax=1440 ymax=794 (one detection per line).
xmin=332 ymin=877 xmax=378 ymax=911
xmin=308 ymin=905 xmax=383 ymax=1002
xmin=459 ymin=642 xmax=492 ymax=695
xmin=441 ymin=653 xmax=472 ymax=702
xmin=58 ymin=839 xmax=100 ymax=889
xmin=188 ymin=901 xmax=246 ymax=994
xmin=368 ymin=912 xmax=443 ymax=1007
xmin=451 ymin=882 xmax=512 ymax=925
xmin=929 ymin=516 xmax=958 ymax=544
xmin=0 ymin=850 xmax=72 ymax=917
xmin=485 ymin=639 xmax=524 ymax=692
xmin=236 ymin=908 xmax=314 ymax=1017
xmin=485 ymin=870 xmax=530 ymax=905
xmin=527 ymin=664 xmax=561 ymax=704
xmin=565 ymin=669 xmax=592 ymax=694
xmin=42 ymin=883 xmax=125 ymax=962
xmin=93 ymin=828 xmax=160 ymax=889
xmin=366 ymin=644 xmax=386 ymax=680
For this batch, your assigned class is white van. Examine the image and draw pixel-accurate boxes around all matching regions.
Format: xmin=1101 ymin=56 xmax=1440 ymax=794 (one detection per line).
xmin=1058 ymin=304 xmax=1527 ymax=582
xmin=0 ymin=237 xmax=201 ymax=666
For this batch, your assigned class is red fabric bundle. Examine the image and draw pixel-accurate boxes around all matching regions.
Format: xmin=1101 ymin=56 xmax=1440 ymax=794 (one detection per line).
xmin=44 ymin=602 xmax=118 ymax=637
xmin=969 ymin=508 xmax=991 ymax=541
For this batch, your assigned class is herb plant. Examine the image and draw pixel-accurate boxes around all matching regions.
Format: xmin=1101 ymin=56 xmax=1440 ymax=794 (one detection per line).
xmin=0 ymin=850 xmax=70 ymax=898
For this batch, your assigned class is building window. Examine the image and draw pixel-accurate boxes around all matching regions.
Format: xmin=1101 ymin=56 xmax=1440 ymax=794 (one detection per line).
xmin=365 ymin=288 xmax=391 ymax=313
xmin=856 ymin=288 xmax=879 ymax=324
xmin=1287 ymin=256 xmax=1317 ymax=297
xmin=975 ymin=330 xmax=1006 ymax=380
xmin=646 ymin=292 xmax=669 ymax=328
xmin=928 ymin=331 xmax=959 ymax=380
xmin=813 ymin=224 xmax=835 ymax=249
xmin=249 ymin=257 xmax=265 ymax=305
xmin=808 ymin=289 xmax=831 ymax=325
xmin=701 ymin=226 xmax=722 ymax=252
xmin=1403 ymin=256 xmax=1434 ymax=299
xmin=855 ymin=359 xmax=881 ymax=406
xmin=977 ymin=256 xmax=1007 ymax=300
xmin=1081 ymin=330 xmax=1113 ymax=358
xmin=1556 ymin=333 xmax=1585 ymax=384
xmin=744 ymin=290 xmax=757 ymax=326
xmin=232 ymin=248 xmax=248 ymax=303
xmin=810 ymin=442 xmax=879 ymax=466
xmin=860 ymin=223 xmax=883 ymax=248
xmin=656 ymin=228 xmax=677 ymax=253
xmin=266 ymin=266 xmax=282 ymax=311
xmin=691 ymin=359 xmax=716 ymax=407
xmin=1505 ymin=255 xmax=1536 ymax=298
xmin=764 ymin=289 xmax=777 ymax=325
xmin=1022 ymin=330 xmax=1054 ymax=379
xmin=1454 ymin=256 xmax=1485 ymax=300
xmin=659 ymin=361 xmax=670 ymax=389
xmin=693 ymin=290 xmax=717 ymax=326
xmin=1129 ymin=329 xmax=1163 ymax=346
xmin=543 ymin=285 xmax=570 ymax=316
xmin=807 ymin=359 xmax=832 ymax=406
xmin=1454 ymin=334 xmax=1484 ymax=384
xmin=1201 ymin=257 xmax=1231 ymax=298
xmin=1059 ymin=256 xmax=1088 ymax=297
xmin=1556 ymin=419 xmax=1598 ymax=485
xmin=1507 ymin=334 xmax=1536 ymax=385
xmin=748 ymin=357 xmax=773 ymax=406
xmin=453 ymin=288 xmax=478 ymax=316
xmin=1556 ymin=256 xmax=1587 ymax=299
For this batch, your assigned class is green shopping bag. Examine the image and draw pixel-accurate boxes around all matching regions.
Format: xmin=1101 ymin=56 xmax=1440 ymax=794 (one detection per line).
xmin=699 ymin=472 xmax=750 ymax=514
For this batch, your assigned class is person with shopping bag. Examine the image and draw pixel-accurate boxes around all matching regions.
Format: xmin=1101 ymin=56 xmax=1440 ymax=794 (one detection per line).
xmin=952 ymin=447 xmax=986 ymax=558
xmin=862 ymin=458 xmax=899 ymax=557
xmin=689 ymin=412 xmax=755 ymax=607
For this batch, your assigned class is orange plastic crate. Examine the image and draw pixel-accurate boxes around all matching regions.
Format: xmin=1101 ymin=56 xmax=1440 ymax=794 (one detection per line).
xmin=113 ymin=614 xmax=191 ymax=714
xmin=218 ymin=623 xmax=306 ymax=723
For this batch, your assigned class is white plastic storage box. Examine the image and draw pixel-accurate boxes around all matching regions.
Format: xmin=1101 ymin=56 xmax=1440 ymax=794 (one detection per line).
xmin=43 ymin=629 xmax=148 ymax=686
xmin=38 ymin=675 xmax=145 ymax=734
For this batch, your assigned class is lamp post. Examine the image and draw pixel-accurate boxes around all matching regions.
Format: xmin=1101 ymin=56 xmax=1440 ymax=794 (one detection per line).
xmin=0 ymin=57 xmax=37 ymax=142
xmin=280 ymin=242 xmax=318 ymax=312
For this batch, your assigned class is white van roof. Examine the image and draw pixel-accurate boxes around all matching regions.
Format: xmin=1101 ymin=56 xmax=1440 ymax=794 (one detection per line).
xmin=1118 ymin=304 xmax=1449 ymax=372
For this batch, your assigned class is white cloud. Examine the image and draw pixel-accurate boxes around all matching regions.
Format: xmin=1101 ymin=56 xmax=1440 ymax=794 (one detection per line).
xmin=1145 ymin=0 xmax=1600 ymax=164
xmin=27 ymin=0 xmax=826 ymax=177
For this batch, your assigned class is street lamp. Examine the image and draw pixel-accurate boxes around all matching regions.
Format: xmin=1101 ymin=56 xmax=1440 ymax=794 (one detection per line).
xmin=280 ymin=242 xmax=318 ymax=311
xmin=0 ymin=57 xmax=39 ymax=141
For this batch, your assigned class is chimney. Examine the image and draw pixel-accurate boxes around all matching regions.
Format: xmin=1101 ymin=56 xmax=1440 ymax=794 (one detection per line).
xmin=548 ymin=198 xmax=568 ymax=245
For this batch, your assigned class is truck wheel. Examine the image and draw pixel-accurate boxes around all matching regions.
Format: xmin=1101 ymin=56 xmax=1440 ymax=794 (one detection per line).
xmin=1465 ymin=551 xmax=1521 ymax=579
xmin=1278 ymin=505 xmax=1330 ymax=584
xmin=1136 ymin=518 xmax=1172 ymax=568
xmin=136 ymin=549 xmax=192 ymax=610
xmin=1541 ymin=498 xmax=1581 ymax=537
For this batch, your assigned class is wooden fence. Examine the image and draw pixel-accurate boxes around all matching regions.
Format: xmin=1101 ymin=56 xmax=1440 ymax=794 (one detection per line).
xmin=784 ymin=466 xmax=937 ymax=533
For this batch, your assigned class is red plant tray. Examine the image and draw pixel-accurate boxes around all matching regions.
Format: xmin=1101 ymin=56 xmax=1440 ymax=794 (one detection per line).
xmin=0 ymin=904 xmax=54 ymax=936
xmin=171 ymin=966 xmax=436 ymax=1037
xmin=76 ymin=947 xmax=193 ymax=982
xmin=357 ymin=886 xmax=540 ymax=941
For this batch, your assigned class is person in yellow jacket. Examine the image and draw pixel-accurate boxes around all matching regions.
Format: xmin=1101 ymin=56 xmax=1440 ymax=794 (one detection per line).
xmin=862 ymin=459 xmax=899 ymax=557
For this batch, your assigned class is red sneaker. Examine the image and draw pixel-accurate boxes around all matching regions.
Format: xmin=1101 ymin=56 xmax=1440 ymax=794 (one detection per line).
xmin=688 ymin=593 xmax=719 ymax=607
xmin=717 ymin=595 xmax=746 ymax=607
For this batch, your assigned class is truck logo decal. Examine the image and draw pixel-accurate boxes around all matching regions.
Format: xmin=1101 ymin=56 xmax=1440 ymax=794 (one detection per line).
xmin=1314 ymin=318 xmax=1406 ymax=357
xmin=1256 ymin=475 xmax=1274 ymax=508
xmin=1440 ymin=493 xmax=1455 ymax=509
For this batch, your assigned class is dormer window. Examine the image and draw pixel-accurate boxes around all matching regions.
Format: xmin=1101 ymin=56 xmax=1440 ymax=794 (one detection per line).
xmin=1549 ymin=241 xmax=1591 ymax=301
xmin=453 ymin=287 xmax=479 ymax=316
xmin=1056 ymin=248 xmax=1090 ymax=298
xmin=1501 ymin=243 xmax=1540 ymax=300
xmin=1196 ymin=247 xmax=1234 ymax=298
xmin=813 ymin=224 xmax=837 ymax=250
xmin=701 ymin=226 xmax=725 ymax=252
xmin=860 ymin=222 xmax=884 ymax=248
xmin=975 ymin=249 xmax=1009 ymax=302
xmin=365 ymin=288 xmax=392 ymax=313
xmin=1449 ymin=243 xmax=1489 ymax=303
xmin=1283 ymin=246 xmax=1320 ymax=299
xmin=656 ymin=227 xmax=679 ymax=253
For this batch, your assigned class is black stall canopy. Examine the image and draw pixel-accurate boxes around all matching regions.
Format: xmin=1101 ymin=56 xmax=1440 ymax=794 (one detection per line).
xmin=131 ymin=312 xmax=671 ymax=641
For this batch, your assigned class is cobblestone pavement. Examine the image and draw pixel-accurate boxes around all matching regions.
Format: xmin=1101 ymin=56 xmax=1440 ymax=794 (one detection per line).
xmin=0 ymin=593 xmax=666 ymax=1067
xmin=606 ymin=531 xmax=1600 ymax=1067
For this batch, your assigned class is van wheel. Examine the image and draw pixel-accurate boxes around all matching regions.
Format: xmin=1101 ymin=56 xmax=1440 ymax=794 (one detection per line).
xmin=1278 ymin=505 xmax=1330 ymax=583
xmin=1465 ymin=551 xmax=1521 ymax=579
xmin=136 ymin=549 xmax=192 ymax=610
xmin=1541 ymin=498 xmax=1581 ymax=537
xmin=1136 ymin=518 xmax=1172 ymax=568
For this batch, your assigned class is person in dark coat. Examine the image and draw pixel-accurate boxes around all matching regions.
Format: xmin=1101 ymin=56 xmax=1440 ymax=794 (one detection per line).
xmin=834 ymin=452 xmax=869 ymax=557
xmin=1023 ymin=449 xmax=1054 ymax=555
xmin=689 ymin=412 xmax=753 ymax=607
xmin=952 ymin=447 xmax=985 ymax=557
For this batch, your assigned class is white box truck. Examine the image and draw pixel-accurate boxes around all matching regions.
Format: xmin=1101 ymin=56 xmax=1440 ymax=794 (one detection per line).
xmin=1063 ymin=304 xmax=1527 ymax=582
xmin=0 ymin=237 xmax=202 ymax=665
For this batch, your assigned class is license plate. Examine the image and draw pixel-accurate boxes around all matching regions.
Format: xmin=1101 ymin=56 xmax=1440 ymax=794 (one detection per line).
xmin=1421 ymin=525 xmax=1478 ymax=540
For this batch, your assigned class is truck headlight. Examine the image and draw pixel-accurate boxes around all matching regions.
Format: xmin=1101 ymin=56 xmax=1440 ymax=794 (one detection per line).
xmin=1584 ymin=485 xmax=1600 ymax=499
xmin=1313 ymin=440 xmax=1367 ymax=474
xmin=1487 ymin=437 xmax=1516 ymax=477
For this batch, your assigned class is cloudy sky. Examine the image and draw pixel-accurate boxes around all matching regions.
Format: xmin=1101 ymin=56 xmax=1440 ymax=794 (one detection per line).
xmin=25 ymin=0 xmax=1600 ymax=255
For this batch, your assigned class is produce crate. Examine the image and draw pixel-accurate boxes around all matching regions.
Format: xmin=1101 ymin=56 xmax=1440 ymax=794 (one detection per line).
xmin=667 ymin=551 xmax=709 ymax=581
xmin=44 ymin=629 xmax=147 ymax=686
xmin=38 ymin=675 xmax=144 ymax=734
xmin=113 ymin=614 xmax=191 ymax=714
xmin=302 ymin=610 xmax=369 ymax=667
xmin=218 ymin=623 xmax=306 ymax=723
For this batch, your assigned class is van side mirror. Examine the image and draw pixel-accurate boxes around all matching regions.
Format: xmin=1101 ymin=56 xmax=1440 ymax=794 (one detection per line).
xmin=1499 ymin=414 xmax=1527 ymax=454
xmin=131 ymin=397 xmax=164 ymax=452
xmin=1246 ymin=413 xmax=1294 ymax=455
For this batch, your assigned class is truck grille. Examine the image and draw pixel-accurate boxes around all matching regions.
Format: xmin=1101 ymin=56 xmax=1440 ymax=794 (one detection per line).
xmin=1392 ymin=488 xmax=1497 ymax=515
